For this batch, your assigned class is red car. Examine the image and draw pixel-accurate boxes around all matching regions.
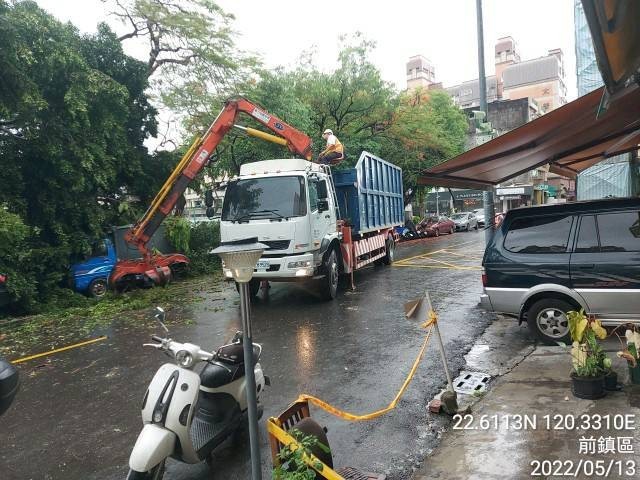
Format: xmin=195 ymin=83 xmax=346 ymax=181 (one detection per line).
xmin=419 ymin=216 xmax=455 ymax=237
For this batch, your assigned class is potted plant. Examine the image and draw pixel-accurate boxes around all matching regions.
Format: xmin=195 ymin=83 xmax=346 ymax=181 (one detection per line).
xmin=273 ymin=428 xmax=331 ymax=480
xmin=567 ymin=310 xmax=607 ymax=399
xmin=617 ymin=328 xmax=640 ymax=385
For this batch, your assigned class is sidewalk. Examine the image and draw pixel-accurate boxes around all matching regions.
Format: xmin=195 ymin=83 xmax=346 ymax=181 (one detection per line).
xmin=416 ymin=332 xmax=640 ymax=480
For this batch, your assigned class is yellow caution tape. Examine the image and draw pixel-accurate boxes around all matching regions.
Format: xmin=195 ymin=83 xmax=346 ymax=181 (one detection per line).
xmin=11 ymin=336 xmax=108 ymax=364
xmin=295 ymin=312 xmax=438 ymax=422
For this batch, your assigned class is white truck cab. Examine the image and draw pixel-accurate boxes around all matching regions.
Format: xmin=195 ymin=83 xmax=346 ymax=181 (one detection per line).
xmin=220 ymin=152 xmax=403 ymax=300
xmin=220 ymin=159 xmax=340 ymax=292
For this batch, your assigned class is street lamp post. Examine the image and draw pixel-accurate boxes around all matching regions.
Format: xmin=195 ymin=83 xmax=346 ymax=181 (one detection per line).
xmin=211 ymin=237 xmax=267 ymax=480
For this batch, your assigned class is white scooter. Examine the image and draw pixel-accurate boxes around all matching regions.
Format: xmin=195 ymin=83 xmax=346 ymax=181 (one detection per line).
xmin=127 ymin=307 xmax=268 ymax=479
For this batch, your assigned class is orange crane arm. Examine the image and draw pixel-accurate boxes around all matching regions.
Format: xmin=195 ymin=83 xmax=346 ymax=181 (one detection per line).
xmin=125 ymin=97 xmax=313 ymax=254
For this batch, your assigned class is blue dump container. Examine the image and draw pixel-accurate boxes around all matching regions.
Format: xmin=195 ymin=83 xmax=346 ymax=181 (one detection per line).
xmin=333 ymin=151 xmax=403 ymax=235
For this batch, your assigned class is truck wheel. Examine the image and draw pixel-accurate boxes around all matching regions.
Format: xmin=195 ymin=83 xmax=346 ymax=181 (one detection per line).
xmin=382 ymin=236 xmax=395 ymax=265
xmin=88 ymin=278 xmax=108 ymax=298
xmin=235 ymin=278 xmax=261 ymax=298
xmin=320 ymin=249 xmax=338 ymax=301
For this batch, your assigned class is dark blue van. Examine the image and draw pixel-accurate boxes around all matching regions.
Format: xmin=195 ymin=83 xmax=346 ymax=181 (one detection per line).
xmin=481 ymin=198 xmax=640 ymax=344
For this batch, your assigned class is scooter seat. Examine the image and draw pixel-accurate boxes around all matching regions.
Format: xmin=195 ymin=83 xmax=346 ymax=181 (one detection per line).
xmin=216 ymin=343 xmax=261 ymax=366
xmin=200 ymin=361 xmax=245 ymax=389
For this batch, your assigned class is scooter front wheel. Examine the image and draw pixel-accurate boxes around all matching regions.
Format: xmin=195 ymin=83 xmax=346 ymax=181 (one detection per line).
xmin=126 ymin=460 xmax=165 ymax=480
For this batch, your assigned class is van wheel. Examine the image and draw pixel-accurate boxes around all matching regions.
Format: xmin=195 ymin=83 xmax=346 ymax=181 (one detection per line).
xmin=320 ymin=249 xmax=338 ymax=301
xmin=526 ymin=299 xmax=572 ymax=345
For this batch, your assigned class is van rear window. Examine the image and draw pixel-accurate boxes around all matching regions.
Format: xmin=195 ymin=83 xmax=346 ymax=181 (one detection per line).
xmin=597 ymin=211 xmax=640 ymax=252
xmin=504 ymin=215 xmax=573 ymax=254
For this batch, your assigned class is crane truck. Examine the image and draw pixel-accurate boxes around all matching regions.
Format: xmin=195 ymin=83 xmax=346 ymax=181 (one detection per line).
xmin=101 ymin=98 xmax=314 ymax=293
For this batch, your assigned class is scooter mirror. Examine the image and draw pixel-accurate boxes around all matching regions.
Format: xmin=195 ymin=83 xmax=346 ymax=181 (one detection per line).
xmin=154 ymin=307 xmax=169 ymax=333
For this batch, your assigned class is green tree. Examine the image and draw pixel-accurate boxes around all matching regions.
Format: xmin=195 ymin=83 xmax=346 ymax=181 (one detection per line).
xmin=108 ymin=0 xmax=259 ymax=118
xmin=0 ymin=1 xmax=160 ymax=309
xmin=381 ymin=88 xmax=468 ymax=193
xmin=0 ymin=208 xmax=37 ymax=310
xmin=292 ymin=34 xmax=397 ymax=161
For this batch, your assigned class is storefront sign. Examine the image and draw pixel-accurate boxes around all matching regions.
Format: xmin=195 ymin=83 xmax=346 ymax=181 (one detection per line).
xmin=496 ymin=187 xmax=526 ymax=196
xmin=534 ymin=184 xmax=549 ymax=191
xmin=499 ymin=195 xmax=523 ymax=200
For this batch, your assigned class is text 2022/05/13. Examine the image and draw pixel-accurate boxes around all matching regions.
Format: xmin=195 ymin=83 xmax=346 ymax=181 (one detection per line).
xmin=452 ymin=414 xmax=637 ymax=431
xmin=530 ymin=459 xmax=636 ymax=477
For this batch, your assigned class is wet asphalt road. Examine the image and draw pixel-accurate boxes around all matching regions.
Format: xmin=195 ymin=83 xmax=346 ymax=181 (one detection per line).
xmin=1 ymin=230 xmax=494 ymax=480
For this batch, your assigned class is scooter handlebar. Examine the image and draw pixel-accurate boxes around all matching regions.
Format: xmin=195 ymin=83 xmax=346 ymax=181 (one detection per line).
xmin=151 ymin=335 xmax=163 ymax=343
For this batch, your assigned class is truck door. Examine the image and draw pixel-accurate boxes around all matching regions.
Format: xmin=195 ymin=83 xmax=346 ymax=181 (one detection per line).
xmin=308 ymin=176 xmax=335 ymax=250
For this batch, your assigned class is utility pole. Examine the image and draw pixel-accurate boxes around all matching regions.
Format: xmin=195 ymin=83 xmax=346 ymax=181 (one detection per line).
xmin=476 ymin=0 xmax=495 ymax=244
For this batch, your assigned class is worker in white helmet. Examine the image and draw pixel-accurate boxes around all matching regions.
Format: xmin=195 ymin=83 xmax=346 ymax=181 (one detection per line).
xmin=317 ymin=128 xmax=344 ymax=165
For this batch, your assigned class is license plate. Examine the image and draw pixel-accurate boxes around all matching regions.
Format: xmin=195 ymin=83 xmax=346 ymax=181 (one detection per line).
xmin=255 ymin=261 xmax=270 ymax=271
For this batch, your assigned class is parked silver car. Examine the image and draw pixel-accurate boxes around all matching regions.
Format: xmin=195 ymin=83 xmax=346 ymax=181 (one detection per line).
xmin=473 ymin=208 xmax=486 ymax=227
xmin=451 ymin=212 xmax=478 ymax=231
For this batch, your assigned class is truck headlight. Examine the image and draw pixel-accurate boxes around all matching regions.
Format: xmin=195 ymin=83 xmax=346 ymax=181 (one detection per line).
xmin=287 ymin=260 xmax=312 ymax=269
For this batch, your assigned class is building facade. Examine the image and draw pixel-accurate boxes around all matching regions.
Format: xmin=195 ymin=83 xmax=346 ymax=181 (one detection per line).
xmin=406 ymin=55 xmax=437 ymax=91
xmin=446 ymin=37 xmax=567 ymax=113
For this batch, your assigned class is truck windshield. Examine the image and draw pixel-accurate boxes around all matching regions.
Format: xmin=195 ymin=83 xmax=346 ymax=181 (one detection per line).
xmin=222 ymin=176 xmax=307 ymax=221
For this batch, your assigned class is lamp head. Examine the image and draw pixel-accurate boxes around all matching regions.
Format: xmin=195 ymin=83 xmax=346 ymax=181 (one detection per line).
xmin=211 ymin=237 xmax=268 ymax=283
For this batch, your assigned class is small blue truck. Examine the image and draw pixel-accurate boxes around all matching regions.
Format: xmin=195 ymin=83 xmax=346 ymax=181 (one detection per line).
xmin=70 ymin=225 xmax=173 ymax=297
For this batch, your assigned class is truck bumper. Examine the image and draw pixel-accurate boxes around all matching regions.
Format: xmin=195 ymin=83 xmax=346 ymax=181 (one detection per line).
xmin=223 ymin=253 xmax=318 ymax=280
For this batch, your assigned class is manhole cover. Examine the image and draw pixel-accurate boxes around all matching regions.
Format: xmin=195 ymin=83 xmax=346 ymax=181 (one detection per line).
xmin=337 ymin=467 xmax=386 ymax=480
xmin=453 ymin=370 xmax=491 ymax=394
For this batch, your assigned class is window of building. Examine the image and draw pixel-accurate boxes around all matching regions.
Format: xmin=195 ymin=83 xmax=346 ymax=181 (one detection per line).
xmin=575 ymin=215 xmax=599 ymax=252
xmin=597 ymin=211 xmax=640 ymax=252
xmin=504 ymin=214 xmax=573 ymax=253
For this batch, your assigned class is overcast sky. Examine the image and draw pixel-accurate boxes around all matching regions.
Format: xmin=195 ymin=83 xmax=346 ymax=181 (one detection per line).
xmin=34 ymin=0 xmax=579 ymax=100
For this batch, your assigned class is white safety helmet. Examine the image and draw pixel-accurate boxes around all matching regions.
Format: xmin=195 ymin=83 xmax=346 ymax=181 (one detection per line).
xmin=323 ymin=129 xmax=333 ymax=135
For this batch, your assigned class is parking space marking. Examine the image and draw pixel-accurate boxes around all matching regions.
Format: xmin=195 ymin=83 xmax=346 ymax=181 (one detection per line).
xmin=395 ymin=238 xmax=484 ymax=271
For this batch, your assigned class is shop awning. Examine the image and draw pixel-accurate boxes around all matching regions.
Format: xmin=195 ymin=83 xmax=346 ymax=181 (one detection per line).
xmin=419 ymin=84 xmax=640 ymax=189
xmin=581 ymin=0 xmax=640 ymax=96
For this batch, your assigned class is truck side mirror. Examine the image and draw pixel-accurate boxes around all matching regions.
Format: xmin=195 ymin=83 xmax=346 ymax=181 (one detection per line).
xmin=318 ymin=199 xmax=329 ymax=213
xmin=204 ymin=190 xmax=214 ymax=208
xmin=317 ymin=181 xmax=328 ymax=200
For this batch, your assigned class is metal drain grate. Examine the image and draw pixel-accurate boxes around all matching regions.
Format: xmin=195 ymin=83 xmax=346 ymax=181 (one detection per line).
xmin=337 ymin=467 xmax=386 ymax=480
xmin=453 ymin=370 xmax=491 ymax=395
